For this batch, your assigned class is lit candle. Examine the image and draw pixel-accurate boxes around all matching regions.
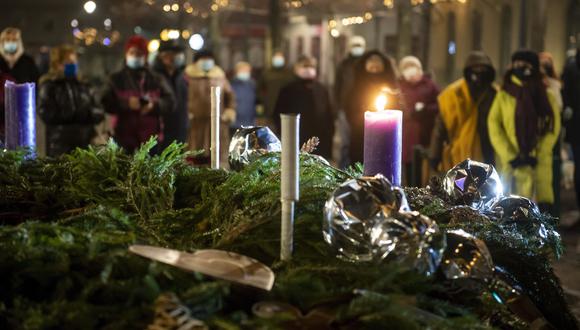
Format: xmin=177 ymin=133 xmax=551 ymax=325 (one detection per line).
xmin=363 ymin=91 xmax=402 ymax=185
xmin=4 ymin=81 xmax=36 ymax=151
xmin=210 ymin=86 xmax=221 ymax=169
xmin=280 ymin=113 xmax=300 ymax=261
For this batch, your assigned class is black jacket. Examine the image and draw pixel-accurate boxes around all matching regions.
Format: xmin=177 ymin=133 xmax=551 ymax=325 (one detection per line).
xmin=0 ymin=53 xmax=40 ymax=84
xmin=274 ymin=78 xmax=335 ymax=159
xmin=38 ymin=77 xmax=104 ymax=156
xmin=154 ymin=63 xmax=189 ymax=149
xmin=562 ymin=57 xmax=580 ymax=144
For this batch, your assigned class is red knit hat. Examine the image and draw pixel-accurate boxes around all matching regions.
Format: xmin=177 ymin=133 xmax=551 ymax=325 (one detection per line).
xmin=125 ymin=35 xmax=149 ymax=56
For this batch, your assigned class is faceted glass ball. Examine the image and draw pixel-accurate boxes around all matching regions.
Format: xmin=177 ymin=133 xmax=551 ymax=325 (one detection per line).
xmin=228 ymin=126 xmax=281 ymax=170
xmin=443 ymin=159 xmax=503 ymax=209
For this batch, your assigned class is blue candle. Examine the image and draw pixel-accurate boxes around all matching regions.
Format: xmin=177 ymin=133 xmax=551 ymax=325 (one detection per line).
xmin=4 ymin=81 xmax=36 ymax=151
xmin=363 ymin=93 xmax=402 ymax=185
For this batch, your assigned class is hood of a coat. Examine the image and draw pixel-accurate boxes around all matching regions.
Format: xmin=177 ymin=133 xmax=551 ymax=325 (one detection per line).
xmin=185 ymin=63 xmax=226 ymax=79
xmin=464 ymin=51 xmax=494 ymax=71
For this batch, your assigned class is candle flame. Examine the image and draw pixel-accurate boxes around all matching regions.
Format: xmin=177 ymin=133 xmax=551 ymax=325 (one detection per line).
xmin=375 ymin=93 xmax=387 ymax=111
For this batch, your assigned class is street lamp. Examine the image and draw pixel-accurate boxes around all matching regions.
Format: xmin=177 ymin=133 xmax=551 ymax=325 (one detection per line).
xmin=189 ymin=34 xmax=204 ymax=50
xmin=84 ymin=1 xmax=96 ymax=14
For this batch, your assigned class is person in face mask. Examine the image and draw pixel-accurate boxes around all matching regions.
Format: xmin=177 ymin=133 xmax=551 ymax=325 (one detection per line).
xmin=0 ymin=27 xmax=39 ymax=83
xmin=0 ymin=27 xmax=40 ymax=143
xmin=562 ymin=49 xmax=580 ymax=216
xmin=153 ymin=40 xmax=189 ymax=150
xmin=274 ymin=55 xmax=334 ymax=159
xmin=429 ymin=51 xmax=497 ymax=171
xmin=230 ymin=61 xmax=257 ymax=134
xmin=184 ymin=49 xmax=236 ymax=165
xmin=257 ymin=50 xmax=295 ymax=131
xmin=345 ymin=50 xmax=399 ymax=165
xmin=37 ymin=45 xmax=103 ymax=156
xmin=397 ymin=56 xmax=440 ymax=185
xmin=488 ymin=50 xmax=560 ymax=213
xmin=101 ymin=35 xmax=176 ymax=154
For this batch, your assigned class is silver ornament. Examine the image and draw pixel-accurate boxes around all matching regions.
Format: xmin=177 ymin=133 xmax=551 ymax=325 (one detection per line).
xmin=440 ymin=229 xmax=494 ymax=281
xmin=443 ymin=159 xmax=503 ymax=209
xmin=323 ymin=175 xmax=409 ymax=261
xmin=370 ymin=210 xmax=446 ymax=276
xmin=491 ymin=195 xmax=559 ymax=250
xmin=323 ymin=175 xmax=445 ymax=275
xmin=491 ymin=195 xmax=541 ymax=222
xmin=228 ymin=126 xmax=281 ymax=170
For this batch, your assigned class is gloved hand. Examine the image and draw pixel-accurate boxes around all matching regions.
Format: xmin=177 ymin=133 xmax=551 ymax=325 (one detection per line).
xmin=222 ymin=108 xmax=237 ymax=123
xmin=510 ymin=155 xmax=537 ymax=168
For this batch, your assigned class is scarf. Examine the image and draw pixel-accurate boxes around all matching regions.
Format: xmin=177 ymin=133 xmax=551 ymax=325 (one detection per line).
xmin=503 ymin=75 xmax=554 ymax=156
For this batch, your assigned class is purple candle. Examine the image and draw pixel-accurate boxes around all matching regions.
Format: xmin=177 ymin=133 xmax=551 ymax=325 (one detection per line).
xmin=363 ymin=108 xmax=402 ymax=186
xmin=4 ymin=81 xmax=36 ymax=151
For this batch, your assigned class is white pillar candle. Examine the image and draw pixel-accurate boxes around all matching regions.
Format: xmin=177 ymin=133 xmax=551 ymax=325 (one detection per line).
xmin=280 ymin=113 xmax=300 ymax=261
xmin=210 ymin=86 xmax=221 ymax=169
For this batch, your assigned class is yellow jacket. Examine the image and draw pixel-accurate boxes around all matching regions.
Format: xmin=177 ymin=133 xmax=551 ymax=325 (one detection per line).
xmin=437 ymin=79 xmax=483 ymax=169
xmin=487 ymin=76 xmax=561 ymax=203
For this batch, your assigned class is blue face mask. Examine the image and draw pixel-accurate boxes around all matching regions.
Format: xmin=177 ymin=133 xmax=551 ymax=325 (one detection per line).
xmin=3 ymin=42 xmax=18 ymax=54
xmin=236 ymin=71 xmax=251 ymax=81
xmin=126 ymin=56 xmax=145 ymax=69
xmin=174 ymin=53 xmax=185 ymax=67
xmin=64 ymin=63 xmax=78 ymax=78
xmin=350 ymin=46 xmax=365 ymax=57
xmin=199 ymin=59 xmax=215 ymax=72
xmin=272 ymin=56 xmax=285 ymax=68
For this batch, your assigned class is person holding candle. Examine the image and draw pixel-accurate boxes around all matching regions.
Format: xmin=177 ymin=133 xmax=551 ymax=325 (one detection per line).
xmin=184 ymin=50 xmax=236 ymax=165
xmin=398 ymin=56 xmax=440 ymax=185
xmin=488 ymin=50 xmax=561 ymax=213
xmin=273 ymin=55 xmax=334 ymax=159
xmin=429 ymin=51 xmax=497 ymax=171
xmin=38 ymin=45 xmax=104 ymax=156
xmin=101 ymin=35 xmax=175 ymax=154
xmin=346 ymin=50 xmax=399 ymax=165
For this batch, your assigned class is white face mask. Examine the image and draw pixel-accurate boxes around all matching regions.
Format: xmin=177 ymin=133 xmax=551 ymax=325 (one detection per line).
xmin=3 ymin=41 xmax=18 ymax=54
xmin=350 ymin=46 xmax=365 ymax=57
xmin=402 ymin=67 xmax=420 ymax=81
xmin=272 ymin=56 xmax=285 ymax=68
xmin=297 ymin=67 xmax=316 ymax=80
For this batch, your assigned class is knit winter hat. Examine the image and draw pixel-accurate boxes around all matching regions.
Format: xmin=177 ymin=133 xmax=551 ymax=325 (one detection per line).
xmin=399 ymin=56 xmax=422 ymax=73
xmin=511 ymin=50 xmax=540 ymax=72
xmin=124 ymin=35 xmax=149 ymax=57
xmin=348 ymin=35 xmax=366 ymax=48
xmin=193 ymin=49 xmax=215 ymax=62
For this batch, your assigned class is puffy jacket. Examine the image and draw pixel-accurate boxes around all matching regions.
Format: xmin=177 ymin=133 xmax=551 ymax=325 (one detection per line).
xmin=101 ymin=67 xmax=175 ymax=153
xmin=488 ymin=76 xmax=561 ymax=203
xmin=38 ymin=76 xmax=104 ymax=156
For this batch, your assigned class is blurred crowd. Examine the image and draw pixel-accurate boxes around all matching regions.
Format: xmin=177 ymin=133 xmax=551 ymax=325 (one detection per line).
xmin=1 ymin=26 xmax=579 ymax=217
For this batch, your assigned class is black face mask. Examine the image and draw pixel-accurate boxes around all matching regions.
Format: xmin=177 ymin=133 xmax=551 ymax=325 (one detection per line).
xmin=512 ymin=67 xmax=534 ymax=81
xmin=464 ymin=68 xmax=494 ymax=87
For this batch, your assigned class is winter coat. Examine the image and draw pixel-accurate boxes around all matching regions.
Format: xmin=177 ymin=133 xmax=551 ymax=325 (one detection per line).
xmin=488 ymin=76 xmax=561 ymax=203
xmin=184 ymin=64 xmax=236 ymax=162
xmin=399 ymin=76 xmax=440 ymax=164
xmin=0 ymin=53 xmax=39 ymax=84
xmin=274 ymin=78 xmax=335 ymax=159
xmin=345 ymin=50 xmax=399 ymax=165
xmin=101 ymin=67 xmax=175 ymax=153
xmin=335 ymin=55 xmax=359 ymax=110
xmin=155 ymin=65 xmax=189 ymax=150
xmin=231 ymin=78 xmax=256 ymax=128
xmin=38 ymin=76 xmax=104 ymax=156
xmin=562 ymin=58 xmax=580 ymax=144
xmin=429 ymin=78 xmax=496 ymax=170
xmin=258 ymin=67 xmax=295 ymax=122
